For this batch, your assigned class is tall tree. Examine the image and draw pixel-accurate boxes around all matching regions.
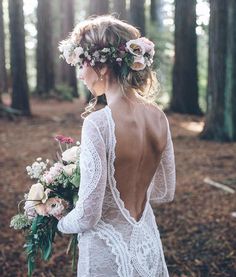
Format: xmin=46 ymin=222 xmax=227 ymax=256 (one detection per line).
xmin=36 ymin=0 xmax=55 ymax=96
xmin=8 ymin=0 xmax=30 ymax=115
xmin=89 ymin=0 xmax=109 ymax=15
xmin=112 ymin=0 xmax=126 ymax=20
xmin=224 ymin=0 xmax=236 ymax=140
xmin=130 ymin=0 xmax=145 ymax=35
xmin=150 ymin=0 xmax=157 ymax=22
xmin=87 ymin=0 xmax=109 ymax=105
xmin=170 ymin=0 xmax=201 ymax=115
xmin=150 ymin=0 xmax=164 ymax=29
xmin=59 ymin=0 xmax=78 ymax=97
xmin=0 ymin=0 xmax=7 ymax=100
xmin=201 ymin=0 xmax=236 ymax=141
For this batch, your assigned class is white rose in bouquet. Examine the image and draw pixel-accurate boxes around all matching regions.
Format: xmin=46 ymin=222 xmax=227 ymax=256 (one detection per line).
xmin=26 ymin=184 xmax=51 ymax=217
xmin=27 ymin=183 xmax=46 ymax=203
xmin=24 ymin=201 xmax=37 ymax=219
xmin=62 ymin=146 xmax=80 ymax=163
xmin=63 ymin=164 xmax=77 ymax=176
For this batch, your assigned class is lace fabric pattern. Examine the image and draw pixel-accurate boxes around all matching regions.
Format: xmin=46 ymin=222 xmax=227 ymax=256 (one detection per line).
xmin=57 ymin=106 xmax=176 ymax=276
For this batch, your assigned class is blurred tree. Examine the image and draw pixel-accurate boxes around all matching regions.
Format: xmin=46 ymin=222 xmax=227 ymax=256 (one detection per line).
xmin=201 ymin=0 xmax=236 ymax=141
xmin=130 ymin=0 xmax=145 ymax=35
xmin=86 ymin=0 xmax=108 ymax=105
xmin=36 ymin=0 xmax=55 ymax=96
xmin=150 ymin=0 xmax=164 ymax=30
xmin=224 ymin=0 xmax=236 ymax=141
xmin=59 ymin=0 xmax=78 ymax=97
xmin=89 ymin=0 xmax=109 ymax=15
xmin=112 ymin=0 xmax=126 ymax=20
xmin=0 ymin=0 xmax=7 ymax=100
xmin=150 ymin=0 xmax=157 ymax=22
xmin=170 ymin=0 xmax=201 ymax=115
xmin=8 ymin=0 xmax=30 ymax=115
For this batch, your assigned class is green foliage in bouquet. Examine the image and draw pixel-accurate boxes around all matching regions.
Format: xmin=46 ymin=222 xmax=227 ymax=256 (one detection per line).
xmin=10 ymin=135 xmax=81 ymax=276
xmin=24 ymin=216 xmax=59 ymax=276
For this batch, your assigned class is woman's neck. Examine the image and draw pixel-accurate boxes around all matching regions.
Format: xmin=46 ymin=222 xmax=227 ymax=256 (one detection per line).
xmin=105 ymin=81 xmax=144 ymax=107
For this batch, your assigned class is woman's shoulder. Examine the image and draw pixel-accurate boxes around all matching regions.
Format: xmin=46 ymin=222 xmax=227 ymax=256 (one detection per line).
xmin=144 ymin=103 xmax=170 ymax=151
xmin=82 ymin=106 xmax=109 ymax=137
xmin=145 ymin=102 xmax=169 ymax=126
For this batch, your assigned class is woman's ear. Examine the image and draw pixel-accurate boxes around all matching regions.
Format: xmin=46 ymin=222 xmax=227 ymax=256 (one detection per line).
xmin=100 ymin=65 xmax=109 ymax=76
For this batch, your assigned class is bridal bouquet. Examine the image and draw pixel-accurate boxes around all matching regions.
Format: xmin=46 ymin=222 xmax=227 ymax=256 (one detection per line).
xmin=10 ymin=135 xmax=81 ymax=276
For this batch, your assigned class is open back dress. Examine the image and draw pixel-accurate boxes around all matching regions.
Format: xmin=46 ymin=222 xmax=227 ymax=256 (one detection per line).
xmin=57 ymin=105 xmax=176 ymax=277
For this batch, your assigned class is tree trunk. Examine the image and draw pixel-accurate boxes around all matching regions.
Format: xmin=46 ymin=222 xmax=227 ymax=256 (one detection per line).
xmin=200 ymin=0 xmax=229 ymax=141
xmin=36 ymin=0 xmax=55 ymax=96
xmin=87 ymin=0 xmax=109 ymax=105
xmin=89 ymin=0 xmax=109 ymax=15
xmin=0 ymin=0 xmax=7 ymax=99
xmin=8 ymin=0 xmax=30 ymax=115
xmin=224 ymin=0 xmax=236 ymax=140
xmin=150 ymin=0 xmax=164 ymax=29
xmin=112 ymin=0 xmax=126 ymax=20
xmin=130 ymin=0 xmax=145 ymax=36
xmin=150 ymin=0 xmax=157 ymax=22
xmin=59 ymin=0 xmax=78 ymax=97
xmin=170 ymin=0 xmax=201 ymax=115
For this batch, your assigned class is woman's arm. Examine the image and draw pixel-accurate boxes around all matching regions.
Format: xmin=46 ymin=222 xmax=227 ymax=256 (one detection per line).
xmin=57 ymin=116 xmax=107 ymax=234
xmin=150 ymin=116 xmax=176 ymax=204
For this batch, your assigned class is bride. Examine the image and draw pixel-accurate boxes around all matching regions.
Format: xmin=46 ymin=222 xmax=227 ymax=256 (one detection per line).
xmin=57 ymin=15 xmax=176 ymax=277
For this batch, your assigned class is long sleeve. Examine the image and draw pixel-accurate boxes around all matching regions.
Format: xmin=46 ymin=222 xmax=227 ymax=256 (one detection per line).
xmin=57 ymin=115 xmax=107 ymax=234
xmin=150 ymin=117 xmax=176 ymax=204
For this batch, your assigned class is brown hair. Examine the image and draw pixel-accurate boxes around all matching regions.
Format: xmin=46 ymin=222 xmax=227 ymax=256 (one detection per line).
xmin=64 ymin=15 xmax=159 ymax=116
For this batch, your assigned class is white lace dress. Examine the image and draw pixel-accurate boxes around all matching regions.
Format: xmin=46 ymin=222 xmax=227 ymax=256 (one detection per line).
xmin=57 ymin=105 xmax=176 ymax=277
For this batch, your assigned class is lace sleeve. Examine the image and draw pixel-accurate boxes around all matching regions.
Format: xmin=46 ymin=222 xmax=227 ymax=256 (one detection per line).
xmin=150 ymin=117 xmax=176 ymax=204
xmin=57 ymin=115 xmax=107 ymax=234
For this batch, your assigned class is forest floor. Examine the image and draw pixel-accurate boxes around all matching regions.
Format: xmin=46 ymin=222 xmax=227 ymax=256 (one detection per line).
xmin=0 ymin=96 xmax=236 ymax=277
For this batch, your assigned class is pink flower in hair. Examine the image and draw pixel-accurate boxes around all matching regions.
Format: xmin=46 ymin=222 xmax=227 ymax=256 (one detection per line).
xmin=138 ymin=37 xmax=155 ymax=57
xmin=126 ymin=37 xmax=155 ymax=59
xmin=130 ymin=56 xmax=146 ymax=71
xmin=126 ymin=39 xmax=145 ymax=57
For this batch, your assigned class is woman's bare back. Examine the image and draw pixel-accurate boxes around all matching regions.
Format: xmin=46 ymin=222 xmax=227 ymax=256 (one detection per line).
xmin=108 ymin=100 xmax=168 ymax=221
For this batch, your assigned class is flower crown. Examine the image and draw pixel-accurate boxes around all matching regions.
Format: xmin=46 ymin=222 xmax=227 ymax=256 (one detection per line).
xmin=59 ymin=37 xmax=155 ymax=75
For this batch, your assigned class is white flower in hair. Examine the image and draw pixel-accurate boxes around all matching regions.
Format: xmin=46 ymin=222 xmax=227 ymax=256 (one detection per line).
xmin=93 ymin=51 xmax=100 ymax=59
xmin=100 ymin=56 xmax=107 ymax=63
xmin=101 ymin=48 xmax=110 ymax=53
xmin=90 ymin=60 xmax=95 ymax=66
xmin=146 ymin=58 xmax=153 ymax=67
xmin=74 ymin=46 xmax=84 ymax=59
xmin=59 ymin=36 xmax=155 ymax=71
xmin=59 ymin=41 xmax=78 ymax=66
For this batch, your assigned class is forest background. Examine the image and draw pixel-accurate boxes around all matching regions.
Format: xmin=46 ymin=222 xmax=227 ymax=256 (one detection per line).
xmin=0 ymin=0 xmax=235 ymax=276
